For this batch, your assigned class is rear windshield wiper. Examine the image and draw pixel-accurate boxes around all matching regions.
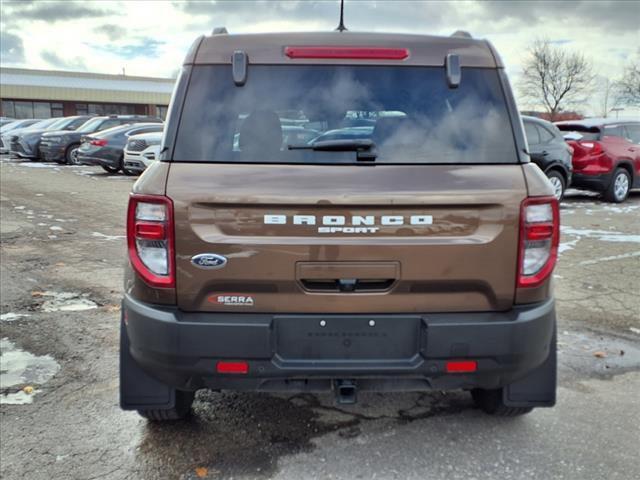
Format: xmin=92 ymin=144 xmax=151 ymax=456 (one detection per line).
xmin=288 ymin=139 xmax=377 ymax=161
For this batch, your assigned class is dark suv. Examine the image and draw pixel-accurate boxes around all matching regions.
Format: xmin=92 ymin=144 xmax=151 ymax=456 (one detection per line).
xmin=556 ymin=118 xmax=640 ymax=202
xmin=40 ymin=115 xmax=162 ymax=164
xmin=522 ymin=116 xmax=573 ymax=200
xmin=9 ymin=116 xmax=92 ymax=160
xmin=121 ymin=30 xmax=558 ymax=420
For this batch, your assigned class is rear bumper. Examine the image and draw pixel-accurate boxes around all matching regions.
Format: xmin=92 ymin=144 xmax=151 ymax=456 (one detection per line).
xmin=123 ymin=294 xmax=556 ymax=393
xmin=77 ymin=153 xmax=118 ymax=168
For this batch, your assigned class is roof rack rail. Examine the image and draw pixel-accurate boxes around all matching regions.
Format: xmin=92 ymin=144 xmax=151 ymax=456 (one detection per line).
xmin=212 ymin=27 xmax=228 ymax=35
xmin=451 ymin=30 xmax=472 ymax=38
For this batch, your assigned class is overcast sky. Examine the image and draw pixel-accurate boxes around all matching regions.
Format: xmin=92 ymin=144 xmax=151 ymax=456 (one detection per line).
xmin=1 ymin=0 xmax=639 ymax=115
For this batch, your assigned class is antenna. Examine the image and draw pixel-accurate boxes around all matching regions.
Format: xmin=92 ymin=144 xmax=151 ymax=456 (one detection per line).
xmin=336 ymin=0 xmax=347 ymax=32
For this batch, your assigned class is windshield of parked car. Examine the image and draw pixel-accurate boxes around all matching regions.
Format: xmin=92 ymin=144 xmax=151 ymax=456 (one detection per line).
xmin=23 ymin=118 xmax=59 ymax=131
xmin=94 ymin=123 xmax=163 ymax=139
xmin=0 ymin=119 xmax=34 ymax=133
xmin=76 ymin=117 xmax=107 ymax=133
xmin=173 ymin=65 xmax=517 ymax=164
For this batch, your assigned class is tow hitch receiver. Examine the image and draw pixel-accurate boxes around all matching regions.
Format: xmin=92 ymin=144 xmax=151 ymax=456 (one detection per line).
xmin=335 ymin=379 xmax=357 ymax=405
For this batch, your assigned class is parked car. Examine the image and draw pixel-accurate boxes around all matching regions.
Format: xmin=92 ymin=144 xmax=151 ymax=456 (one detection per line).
xmin=123 ymin=131 xmax=163 ymax=175
xmin=77 ymin=123 xmax=164 ymax=174
xmin=8 ymin=116 xmax=93 ymax=160
xmin=0 ymin=117 xmax=16 ymax=128
xmin=522 ymin=116 xmax=573 ymax=200
xmin=120 ymin=30 xmax=558 ymax=420
xmin=556 ymin=118 xmax=640 ymax=202
xmin=0 ymin=119 xmax=43 ymax=153
xmin=40 ymin=115 xmax=162 ymax=164
xmin=5 ymin=117 xmax=62 ymax=159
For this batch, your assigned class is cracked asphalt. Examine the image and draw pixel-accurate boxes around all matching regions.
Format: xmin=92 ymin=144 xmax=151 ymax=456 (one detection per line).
xmin=1 ymin=156 xmax=639 ymax=480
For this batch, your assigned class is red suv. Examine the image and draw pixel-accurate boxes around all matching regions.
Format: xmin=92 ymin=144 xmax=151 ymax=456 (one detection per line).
xmin=556 ymin=119 xmax=640 ymax=202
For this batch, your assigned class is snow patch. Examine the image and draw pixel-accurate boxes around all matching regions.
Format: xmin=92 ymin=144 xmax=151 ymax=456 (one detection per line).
xmin=0 ymin=312 xmax=29 ymax=322
xmin=91 ymin=232 xmax=125 ymax=241
xmin=579 ymin=251 xmax=640 ymax=266
xmin=40 ymin=292 xmax=98 ymax=312
xmin=561 ymin=226 xmax=640 ymax=244
xmin=0 ymin=338 xmax=60 ymax=405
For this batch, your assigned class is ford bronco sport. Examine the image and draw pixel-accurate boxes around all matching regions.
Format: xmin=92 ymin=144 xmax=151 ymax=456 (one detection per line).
xmin=121 ymin=30 xmax=558 ymax=420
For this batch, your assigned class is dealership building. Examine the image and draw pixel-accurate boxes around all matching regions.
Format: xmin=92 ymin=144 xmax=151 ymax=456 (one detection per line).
xmin=0 ymin=67 xmax=174 ymax=120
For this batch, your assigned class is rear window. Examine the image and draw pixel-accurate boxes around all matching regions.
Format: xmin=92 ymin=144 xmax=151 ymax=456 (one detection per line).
xmin=173 ymin=65 xmax=517 ymax=164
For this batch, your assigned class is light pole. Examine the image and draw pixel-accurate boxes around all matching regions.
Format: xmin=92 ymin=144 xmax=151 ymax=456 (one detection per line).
xmin=610 ymin=107 xmax=624 ymax=119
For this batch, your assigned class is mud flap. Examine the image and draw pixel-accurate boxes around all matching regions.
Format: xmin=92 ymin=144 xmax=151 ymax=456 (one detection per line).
xmin=120 ymin=313 xmax=177 ymax=411
xmin=503 ymin=327 xmax=557 ymax=408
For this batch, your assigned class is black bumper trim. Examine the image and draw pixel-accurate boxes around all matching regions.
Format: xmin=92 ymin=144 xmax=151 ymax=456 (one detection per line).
xmin=123 ymin=295 xmax=556 ymax=392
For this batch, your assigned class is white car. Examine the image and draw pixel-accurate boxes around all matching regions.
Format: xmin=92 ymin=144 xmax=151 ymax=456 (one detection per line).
xmin=123 ymin=131 xmax=162 ymax=174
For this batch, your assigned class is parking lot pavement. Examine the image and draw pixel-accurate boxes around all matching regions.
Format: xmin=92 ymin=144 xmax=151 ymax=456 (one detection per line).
xmin=1 ymin=155 xmax=639 ymax=480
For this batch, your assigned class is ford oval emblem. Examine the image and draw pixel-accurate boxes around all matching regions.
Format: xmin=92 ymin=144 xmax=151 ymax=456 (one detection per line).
xmin=191 ymin=253 xmax=228 ymax=269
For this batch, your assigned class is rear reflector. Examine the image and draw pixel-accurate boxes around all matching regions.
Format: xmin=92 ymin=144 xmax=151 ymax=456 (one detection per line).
xmin=285 ymin=46 xmax=409 ymax=60
xmin=135 ymin=222 xmax=166 ymax=240
xmin=446 ymin=360 xmax=477 ymax=373
xmin=216 ymin=361 xmax=249 ymax=374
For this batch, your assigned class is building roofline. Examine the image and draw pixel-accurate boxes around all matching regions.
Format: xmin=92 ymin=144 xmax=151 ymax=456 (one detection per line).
xmin=0 ymin=66 xmax=174 ymax=83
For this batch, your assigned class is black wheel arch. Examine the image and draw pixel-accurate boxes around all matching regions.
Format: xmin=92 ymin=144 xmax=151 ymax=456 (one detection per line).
xmin=544 ymin=163 xmax=570 ymax=183
xmin=614 ymin=161 xmax=634 ymax=182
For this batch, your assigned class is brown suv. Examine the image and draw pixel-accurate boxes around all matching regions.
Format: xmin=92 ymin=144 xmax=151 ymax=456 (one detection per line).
xmin=120 ymin=30 xmax=559 ymax=420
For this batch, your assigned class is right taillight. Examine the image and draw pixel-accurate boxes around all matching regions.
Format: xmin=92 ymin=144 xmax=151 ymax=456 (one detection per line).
xmin=577 ymin=140 xmax=602 ymax=154
xmin=517 ymin=196 xmax=559 ymax=288
xmin=127 ymin=194 xmax=175 ymax=288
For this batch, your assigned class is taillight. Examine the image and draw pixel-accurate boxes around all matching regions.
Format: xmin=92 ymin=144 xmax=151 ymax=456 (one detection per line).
xmin=127 ymin=194 xmax=175 ymax=288
xmin=517 ymin=196 xmax=559 ymax=288
xmin=284 ymin=46 xmax=409 ymax=60
xmin=577 ymin=140 xmax=602 ymax=154
xmin=90 ymin=139 xmax=108 ymax=146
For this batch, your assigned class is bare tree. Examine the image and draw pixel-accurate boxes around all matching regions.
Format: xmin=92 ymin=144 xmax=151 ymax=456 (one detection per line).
xmin=519 ymin=39 xmax=595 ymax=121
xmin=597 ymin=77 xmax=618 ymax=118
xmin=616 ymin=61 xmax=640 ymax=106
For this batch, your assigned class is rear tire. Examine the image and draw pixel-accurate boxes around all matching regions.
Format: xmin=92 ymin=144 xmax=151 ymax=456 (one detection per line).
xmin=471 ymin=389 xmax=534 ymax=416
xmin=65 ymin=143 xmax=80 ymax=165
xmin=137 ymin=390 xmax=195 ymax=421
xmin=546 ymin=170 xmax=566 ymax=201
xmin=603 ymin=168 xmax=631 ymax=203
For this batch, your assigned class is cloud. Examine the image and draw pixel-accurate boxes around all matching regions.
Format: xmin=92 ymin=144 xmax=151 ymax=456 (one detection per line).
xmin=1 ymin=31 xmax=25 ymax=63
xmin=4 ymin=0 xmax=118 ymax=23
xmin=89 ymin=38 xmax=165 ymax=60
xmin=479 ymin=1 xmax=640 ymax=33
xmin=95 ymin=24 xmax=127 ymax=41
xmin=40 ymin=50 xmax=87 ymax=71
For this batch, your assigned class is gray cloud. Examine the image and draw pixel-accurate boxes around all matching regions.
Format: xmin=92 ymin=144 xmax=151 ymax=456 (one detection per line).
xmin=177 ymin=0 xmax=449 ymax=33
xmin=5 ymin=1 xmax=117 ymax=23
xmin=479 ymin=1 xmax=640 ymax=33
xmin=40 ymin=50 xmax=87 ymax=71
xmin=1 ymin=30 xmax=25 ymax=63
xmin=95 ymin=24 xmax=127 ymax=41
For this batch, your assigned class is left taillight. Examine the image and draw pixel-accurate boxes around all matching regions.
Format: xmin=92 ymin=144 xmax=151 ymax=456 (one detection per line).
xmin=127 ymin=194 xmax=175 ymax=288
xmin=517 ymin=196 xmax=559 ymax=288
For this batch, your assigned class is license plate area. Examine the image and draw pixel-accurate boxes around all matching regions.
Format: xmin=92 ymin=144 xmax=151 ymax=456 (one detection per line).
xmin=274 ymin=315 xmax=422 ymax=360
